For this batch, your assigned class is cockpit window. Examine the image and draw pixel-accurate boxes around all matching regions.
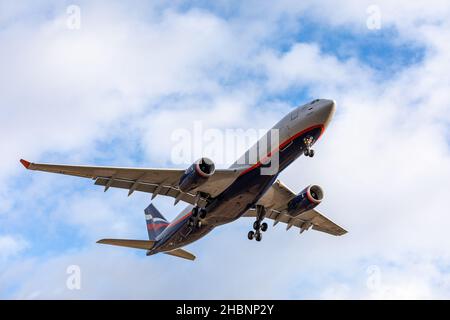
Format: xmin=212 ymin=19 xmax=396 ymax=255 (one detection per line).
xmin=311 ymin=99 xmax=320 ymax=104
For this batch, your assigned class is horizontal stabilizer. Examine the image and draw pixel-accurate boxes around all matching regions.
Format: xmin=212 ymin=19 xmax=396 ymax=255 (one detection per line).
xmin=164 ymin=248 xmax=196 ymax=261
xmin=97 ymin=239 xmax=155 ymax=250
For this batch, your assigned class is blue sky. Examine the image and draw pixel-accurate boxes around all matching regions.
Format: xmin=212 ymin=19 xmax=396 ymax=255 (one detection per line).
xmin=1 ymin=0 xmax=450 ymax=299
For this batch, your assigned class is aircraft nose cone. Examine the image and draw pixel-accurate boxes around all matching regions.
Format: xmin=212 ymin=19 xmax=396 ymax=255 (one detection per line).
xmin=324 ymin=99 xmax=336 ymax=115
xmin=319 ymin=99 xmax=336 ymax=128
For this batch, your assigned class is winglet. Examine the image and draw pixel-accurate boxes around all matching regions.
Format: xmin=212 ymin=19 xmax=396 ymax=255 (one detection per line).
xmin=20 ymin=159 xmax=31 ymax=169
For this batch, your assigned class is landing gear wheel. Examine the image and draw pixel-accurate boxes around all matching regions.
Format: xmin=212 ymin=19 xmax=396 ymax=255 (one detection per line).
xmin=260 ymin=222 xmax=268 ymax=232
xmin=304 ymin=149 xmax=310 ymax=157
xmin=192 ymin=207 xmax=199 ymax=218
xmin=309 ymin=149 xmax=315 ymax=157
xmin=199 ymin=209 xmax=207 ymax=219
xmin=250 ymin=205 xmax=267 ymax=240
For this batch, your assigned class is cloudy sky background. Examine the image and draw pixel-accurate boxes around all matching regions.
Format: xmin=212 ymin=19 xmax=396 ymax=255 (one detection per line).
xmin=1 ymin=0 xmax=450 ymax=299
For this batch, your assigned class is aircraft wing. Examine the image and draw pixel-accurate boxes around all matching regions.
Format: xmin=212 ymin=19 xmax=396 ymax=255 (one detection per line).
xmin=20 ymin=159 xmax=241 ymax=207
xmin=243 ymin=180 xmax=347 ymax=236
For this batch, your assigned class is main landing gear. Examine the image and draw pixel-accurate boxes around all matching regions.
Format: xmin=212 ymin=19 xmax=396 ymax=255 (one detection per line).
xmin=248 ymin=205 xmax=268 ymax=242
xmin=303 ymin=136 xmax=315 ymax=157
xmin=188 ymin=206 xmax=206 ymax=228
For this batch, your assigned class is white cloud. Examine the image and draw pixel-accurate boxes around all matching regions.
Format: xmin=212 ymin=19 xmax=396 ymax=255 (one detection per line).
xmin=320 ymin=258 xmax=450 ymax=299
xmin=0 ymin=2 xmax=255 ymax=180
xmin=0 ymin=235 xmax=28 ymax=261
xmin=258 ymin=42 xmax=374 ymax=94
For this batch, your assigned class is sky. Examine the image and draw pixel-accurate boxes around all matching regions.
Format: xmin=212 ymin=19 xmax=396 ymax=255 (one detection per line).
xmin=1 ymin=0 xmax=450 ymax=299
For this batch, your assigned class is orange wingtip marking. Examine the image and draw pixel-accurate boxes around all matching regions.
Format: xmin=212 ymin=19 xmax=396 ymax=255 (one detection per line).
xmin=20 ymin=159 xmax=31 ymax=169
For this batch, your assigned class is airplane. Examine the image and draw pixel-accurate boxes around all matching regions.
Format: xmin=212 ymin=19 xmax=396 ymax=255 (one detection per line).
xmin=20 ymin=99 xmax=347 ymax=261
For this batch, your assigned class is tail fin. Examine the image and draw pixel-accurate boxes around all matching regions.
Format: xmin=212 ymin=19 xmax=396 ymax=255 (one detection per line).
xmin=145 ymin=203 xmax=169 ymax=240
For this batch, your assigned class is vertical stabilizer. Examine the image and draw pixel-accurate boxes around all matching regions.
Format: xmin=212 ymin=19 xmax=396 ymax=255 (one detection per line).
xmin=144 ymin=203 xmax=169 ymax=240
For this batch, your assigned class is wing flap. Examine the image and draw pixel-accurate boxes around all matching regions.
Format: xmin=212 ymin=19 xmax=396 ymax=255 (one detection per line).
xmin=307 ymin=212 xmax=348 ymax=236
xmin=94 ymin=177 xmax=209 ymax=207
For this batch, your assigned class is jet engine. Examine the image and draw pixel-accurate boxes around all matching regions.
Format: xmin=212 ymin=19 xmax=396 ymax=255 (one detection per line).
xmin=178 ymin=157 xmax=216 ymax=193
xmin=287 ymin=185 xmax=324 ymax=216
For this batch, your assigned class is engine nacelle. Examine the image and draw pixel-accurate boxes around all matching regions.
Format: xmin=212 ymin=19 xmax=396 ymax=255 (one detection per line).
xmin=287 ymin=185 xmax=324 ymax=217
xmin=178 ymin=157 xmax=216 ymax=193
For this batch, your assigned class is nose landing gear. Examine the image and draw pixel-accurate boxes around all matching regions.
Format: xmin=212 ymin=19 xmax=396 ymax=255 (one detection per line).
xmin=303 ymin=136 xmax=315 ymax=157
xmin=248 ymin=205 xmax=268 ymax=241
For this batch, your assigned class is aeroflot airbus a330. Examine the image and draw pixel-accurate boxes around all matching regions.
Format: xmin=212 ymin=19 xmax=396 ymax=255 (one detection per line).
xmin=21 ymin=99 xmax=346 ymax=261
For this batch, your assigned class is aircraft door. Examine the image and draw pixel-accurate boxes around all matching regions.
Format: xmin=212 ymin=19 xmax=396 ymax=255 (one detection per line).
xmin=287 ymin=109 xmax=299 ymax=137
